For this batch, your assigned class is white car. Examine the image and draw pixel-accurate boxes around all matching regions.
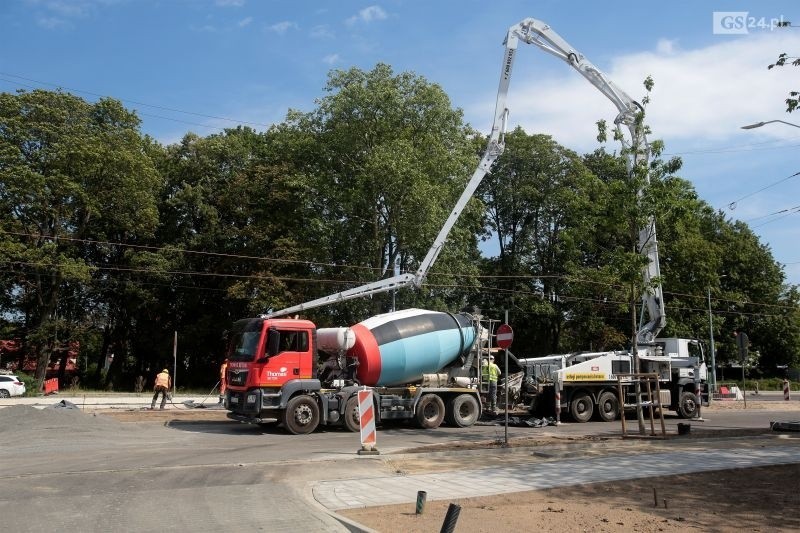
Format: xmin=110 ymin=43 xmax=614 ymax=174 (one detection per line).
xmin=0 ymin=375 xmax=26 ymax=398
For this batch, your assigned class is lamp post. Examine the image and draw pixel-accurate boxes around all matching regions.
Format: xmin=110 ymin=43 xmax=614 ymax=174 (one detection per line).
xmin=707 ymin=275 xmax=727 ymax=395
xmin=741 ymin=119 xmax=800 ymax=130
xmin=707 ymin=287 xmax=717 ymax=394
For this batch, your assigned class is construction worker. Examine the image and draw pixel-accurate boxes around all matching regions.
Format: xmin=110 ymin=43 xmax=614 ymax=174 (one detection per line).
xmin=151 ymin=368 xmax=172 ymax=410
xmin=482 ymin=355 xmax=502 ymax=412
xmin=218 ymin=359 xmax=228 ymax=404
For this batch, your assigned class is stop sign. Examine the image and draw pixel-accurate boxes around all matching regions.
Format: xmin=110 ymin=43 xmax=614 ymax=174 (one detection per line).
xmin=496 ymin=324 xmax=513 ymax=349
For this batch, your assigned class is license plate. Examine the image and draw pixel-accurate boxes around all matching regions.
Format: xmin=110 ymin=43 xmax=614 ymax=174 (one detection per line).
xmin=230 ymin=396 xmax=239 ymax=404
xmin=247 ymin=394 xmax=257 ymax=403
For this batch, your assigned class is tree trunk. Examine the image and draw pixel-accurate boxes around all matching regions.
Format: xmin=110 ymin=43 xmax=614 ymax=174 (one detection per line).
xmin=95 ymin=321 xmax=112 ymax=383
xmin=33 ymin=341 xmax=53 ymax=393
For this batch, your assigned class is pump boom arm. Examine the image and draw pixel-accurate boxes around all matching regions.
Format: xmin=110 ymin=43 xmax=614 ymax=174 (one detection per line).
xmin=267 ymin=18 xmax=667 ymax=343
xmin=507 ymin=19 xmax=665 ymax=343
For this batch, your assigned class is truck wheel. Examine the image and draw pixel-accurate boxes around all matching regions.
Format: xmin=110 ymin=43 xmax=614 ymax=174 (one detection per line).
xmin=595 ymin=391 xmax=619 ymax=422
xmin=415 ymin=394 xmax=445 ymax=429
xmin=570 ymin=392 xmax=594 ymax=423
xmin=446 ymin=394 xmax=480 ymax=427
xmin=344 ymin=395 xmax=361 ymax=433
xmin=677 ymin=391 xmax=698 ymax=419
xmin=283 ymin=395 xmax=320 ymax=434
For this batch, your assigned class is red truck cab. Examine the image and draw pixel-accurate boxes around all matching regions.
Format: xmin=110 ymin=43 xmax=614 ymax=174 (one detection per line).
xmin=225 ymin=317 xmax=319 ymax=420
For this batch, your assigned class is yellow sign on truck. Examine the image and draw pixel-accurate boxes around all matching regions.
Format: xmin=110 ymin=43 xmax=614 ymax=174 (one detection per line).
xmin=564 ymin=372 xmax=606 ymax=381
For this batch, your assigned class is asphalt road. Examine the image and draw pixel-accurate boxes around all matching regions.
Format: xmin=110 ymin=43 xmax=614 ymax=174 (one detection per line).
xmin=0 ymin=400 xmax=796 ymax=532
xmin=742 ymin=390 xmax=798 ymax=401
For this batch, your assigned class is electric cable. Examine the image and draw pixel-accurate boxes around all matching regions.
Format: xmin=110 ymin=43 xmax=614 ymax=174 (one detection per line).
xmin=0 ymin=72 xmax=272 ymax=128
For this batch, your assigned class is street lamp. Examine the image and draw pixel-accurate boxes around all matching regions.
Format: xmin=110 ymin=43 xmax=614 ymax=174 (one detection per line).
xmin=707 ymin=287 xmax=717 ymax=393
xmin=741 ymin=119 xmax=800 ymax=130
xmin=707 ymin=275 xmax=727 ymax=394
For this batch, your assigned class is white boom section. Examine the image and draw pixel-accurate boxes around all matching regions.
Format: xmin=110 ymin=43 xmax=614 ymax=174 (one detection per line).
xmin=267 ymin=18 xmax=667 ymax=342
xmin=265 ymin=24 xmax=515 ymax=318
xmin=509 ymin=18 xmax=665 ymax=344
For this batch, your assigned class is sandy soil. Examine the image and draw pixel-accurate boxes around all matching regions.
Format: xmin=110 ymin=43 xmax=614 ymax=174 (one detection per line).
xmin=340 ymin=463 xmax=800 ymax=532
xmin=99 ymin=405 xmax=229 ymax=423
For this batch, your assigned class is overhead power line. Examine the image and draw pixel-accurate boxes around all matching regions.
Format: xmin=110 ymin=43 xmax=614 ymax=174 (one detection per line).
xmin=751 ymin=207 xmax=800 ymax=229
xmin=4 ymin=256 xmax=797 ymax=313
xmin=665 ymin=139 xmax=800 ymax=157
xmin=0 ymin=72 xmax=273 ymax=129
xmin=1 ymin=230 xmax=384 ymax=273
xmin=726 ymin=170 xmax=800 ymax=210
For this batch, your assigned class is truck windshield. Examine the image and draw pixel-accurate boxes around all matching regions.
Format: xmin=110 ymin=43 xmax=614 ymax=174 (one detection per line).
xmin=227 ymin=318 xmax=264 ymax=362
xmin=688 ymin=341 xmax=704 ymax=363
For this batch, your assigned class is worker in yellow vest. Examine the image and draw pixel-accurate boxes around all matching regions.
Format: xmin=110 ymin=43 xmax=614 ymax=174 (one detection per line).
xmin=151 ymin=368 xmax=172 ymax=410
xmin=482 ymin=355 xmax=502 ymax=412
xmin=218 ymin=359 xmax=228 ymax=404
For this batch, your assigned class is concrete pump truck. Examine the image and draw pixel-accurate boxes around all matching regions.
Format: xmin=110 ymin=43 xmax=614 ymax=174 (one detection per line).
xmin=495 ymin=18 xmax=707 ymax=422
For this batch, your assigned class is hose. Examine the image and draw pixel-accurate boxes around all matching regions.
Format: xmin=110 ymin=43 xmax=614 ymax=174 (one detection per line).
xmin=163 ymin=381 xmax=220 ymax=410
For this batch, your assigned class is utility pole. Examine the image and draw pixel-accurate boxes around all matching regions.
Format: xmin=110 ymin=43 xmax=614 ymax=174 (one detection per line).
xmin=707 ymin=287 xmax=717 ymax=397
xmin=632 ymin=281 xmax=645 ymax=435
xmin=504 ymin=309 xmax=509 ymax=446
xmin=173 ymin=331 xmax=177 ymax=396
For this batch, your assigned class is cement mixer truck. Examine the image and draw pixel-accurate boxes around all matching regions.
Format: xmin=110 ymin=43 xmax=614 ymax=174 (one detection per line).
xmin=225 ymin=308 xmax=486 ymax=434
xmin=224 ymin=12 xmax=524 ymax=434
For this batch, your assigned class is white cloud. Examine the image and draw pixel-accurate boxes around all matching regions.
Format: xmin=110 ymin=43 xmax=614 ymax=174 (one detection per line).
xmin=311 ymin=24 xmax=334 ymax=39
xmin=269 ymin=21 xmax=297 ymax=35
xmin=464 ymin=31 xmax=800 ymax=152
xmin=191 ymin=24 xmax=217 ymax=33
xmin=238 ymin=16 xmax=252 ymax=27
xmin=44 ymin=1 xmax=89 ymax=17
xmin=346 ymin=5 xmax=387 ymax=26
xmin=656 ymin=38 xmax=676 ymax=55
xmin=28 ymin=0 xmax=95 ymax=28
xmin=323 ymin=53 xmax=340 ymax=65
xmin=36 ymin=16 xmax=67 ymax=28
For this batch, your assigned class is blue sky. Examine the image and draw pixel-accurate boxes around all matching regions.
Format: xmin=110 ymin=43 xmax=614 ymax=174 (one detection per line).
xmin=2 ymin=1 xmax=800 ymax=285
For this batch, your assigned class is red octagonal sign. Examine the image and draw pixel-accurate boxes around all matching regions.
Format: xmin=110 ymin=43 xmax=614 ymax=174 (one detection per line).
xmin=496 ymin=324 xmax=513 ymax=349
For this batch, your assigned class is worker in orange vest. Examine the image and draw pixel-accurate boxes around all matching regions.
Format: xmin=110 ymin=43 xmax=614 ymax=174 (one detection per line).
xmin=151 ymin=368 xmax=172 ymax=410
xmin=218 ymin=359 xmax=228 ymax=404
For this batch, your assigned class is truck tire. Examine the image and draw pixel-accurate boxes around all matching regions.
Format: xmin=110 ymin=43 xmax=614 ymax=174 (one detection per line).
xmin=283 ymin=395 xmax=320 ymax=434
xmin=595 ymin=391 xmax=619 ymax=422
xmin=677 ymin=391 xmax=698 ymax=419
xmin=344 ymin=395 xmax=361 ymax=432
xmin=415 ymin=394 xmax=445 ymax=429
xmin=570 ymin=392 xmax=594 ymax=423
xmin=446 ymin=394 xmax=480 ymax=427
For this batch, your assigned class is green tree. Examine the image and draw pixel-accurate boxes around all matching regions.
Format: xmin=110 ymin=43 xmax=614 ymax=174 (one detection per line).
xmin=279 ymin=63 xmax=482 ymax=324
xmin=477 ymin=129 xmax=604 ymax=353
xmin=150 ymin=126 xmax=310 ymax=382
xmin=0 ymin=90 xmax=160 ymax=390
xmin=768 ymin=52 xmax=800 ymax=113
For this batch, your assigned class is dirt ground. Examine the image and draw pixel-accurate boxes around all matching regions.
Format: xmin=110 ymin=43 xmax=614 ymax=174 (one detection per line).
xmin=100 ymin=405 xmax=229 ymax=423
xmin=339 ymin=463 xmax=800 ymax=532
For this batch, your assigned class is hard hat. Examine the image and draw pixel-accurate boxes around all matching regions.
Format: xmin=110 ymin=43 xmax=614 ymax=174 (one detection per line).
xmin=489 ymin=355 xmax=495 ymax=360
xmin=162 ymin=368 xmax=169 ymax=374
